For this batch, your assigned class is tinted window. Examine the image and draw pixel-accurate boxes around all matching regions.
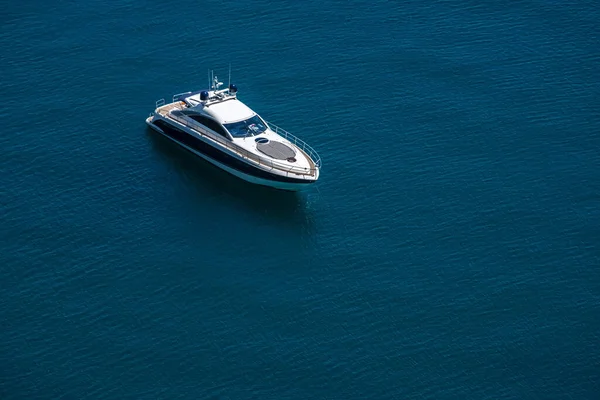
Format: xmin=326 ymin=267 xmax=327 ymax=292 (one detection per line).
xmin=187 ymin=114 xmax=229 ymax=139
xmin=223 ymin=115 xmax=268 ymax=138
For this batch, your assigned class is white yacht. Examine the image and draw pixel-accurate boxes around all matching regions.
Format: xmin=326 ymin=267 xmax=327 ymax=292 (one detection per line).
xmin=146 ymin=73 xmax=321 ymax=191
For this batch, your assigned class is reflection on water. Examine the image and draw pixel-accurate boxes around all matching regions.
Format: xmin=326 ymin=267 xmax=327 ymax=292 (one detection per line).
xmin=146 ymin=129 xmax=319 ymax=233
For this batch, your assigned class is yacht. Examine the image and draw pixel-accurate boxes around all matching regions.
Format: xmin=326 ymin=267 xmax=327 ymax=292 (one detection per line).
xmin=146 ymin=73 xmax=321 ymax=191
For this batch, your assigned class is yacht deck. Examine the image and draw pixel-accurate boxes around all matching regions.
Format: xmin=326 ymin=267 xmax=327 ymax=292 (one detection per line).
xmin=154 ymin=101 xmax=318 ymax=178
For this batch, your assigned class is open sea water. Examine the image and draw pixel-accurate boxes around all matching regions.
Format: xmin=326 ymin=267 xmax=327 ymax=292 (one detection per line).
xmin=1 ymin=0 xmax=599 ymax=398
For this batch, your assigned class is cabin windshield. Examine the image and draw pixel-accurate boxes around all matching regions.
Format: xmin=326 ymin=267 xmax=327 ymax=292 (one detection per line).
xmin=223 ymin=115 xmax=268 ymax=138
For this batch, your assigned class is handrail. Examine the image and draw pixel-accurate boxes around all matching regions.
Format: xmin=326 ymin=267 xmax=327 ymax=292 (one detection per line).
xmin=265 ymin=121 xmax=322 ymax=169
xmin=161 ymin=106 xmax=318 ymax=176
xmin=172 ymin=92 xmax=191 ymax=103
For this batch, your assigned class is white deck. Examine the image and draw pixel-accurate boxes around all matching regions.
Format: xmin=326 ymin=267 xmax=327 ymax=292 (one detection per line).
xmin=233 ymin=130 xmax=312 ymax=172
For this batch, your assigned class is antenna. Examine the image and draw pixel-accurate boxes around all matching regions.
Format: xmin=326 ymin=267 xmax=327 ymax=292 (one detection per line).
xmin=207 ymin=69 xmax=210 ymax=91
xmin=228 ymin=63 xmax=231 ymax=89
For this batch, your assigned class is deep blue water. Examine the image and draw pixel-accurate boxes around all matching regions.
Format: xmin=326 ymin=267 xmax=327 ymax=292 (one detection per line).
xmin=2 ymin=1 xmax=600 ymax=398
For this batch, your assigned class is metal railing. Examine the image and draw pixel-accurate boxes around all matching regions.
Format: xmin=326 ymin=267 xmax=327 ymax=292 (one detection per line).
xmin=157 ymin=103 xmax=320 ymax=176
xmin=172 ymin=93 xmax=191 ymax=103
xmin=266 ymin=122 xmax=322 ymax=169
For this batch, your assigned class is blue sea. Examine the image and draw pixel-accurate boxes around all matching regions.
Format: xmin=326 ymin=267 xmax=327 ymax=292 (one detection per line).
xmin=1 ymin=1 xmax=599 ymax=398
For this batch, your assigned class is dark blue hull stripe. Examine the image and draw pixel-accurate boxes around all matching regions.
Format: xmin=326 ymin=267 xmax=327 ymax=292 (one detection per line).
xmin=152 ymin=120 xmax=314 ymax=185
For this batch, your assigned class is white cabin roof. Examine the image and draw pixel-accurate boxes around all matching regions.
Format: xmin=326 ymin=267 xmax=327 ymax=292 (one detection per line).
xmin=205 ymin=99 xmax=255 ymax=124
xmin=186 ymin=93 xmax=256 ymax=124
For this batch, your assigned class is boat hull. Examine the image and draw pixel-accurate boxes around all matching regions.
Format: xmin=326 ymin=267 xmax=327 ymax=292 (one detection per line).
xmin=146 ymin=117 xmax=316 ymax=191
